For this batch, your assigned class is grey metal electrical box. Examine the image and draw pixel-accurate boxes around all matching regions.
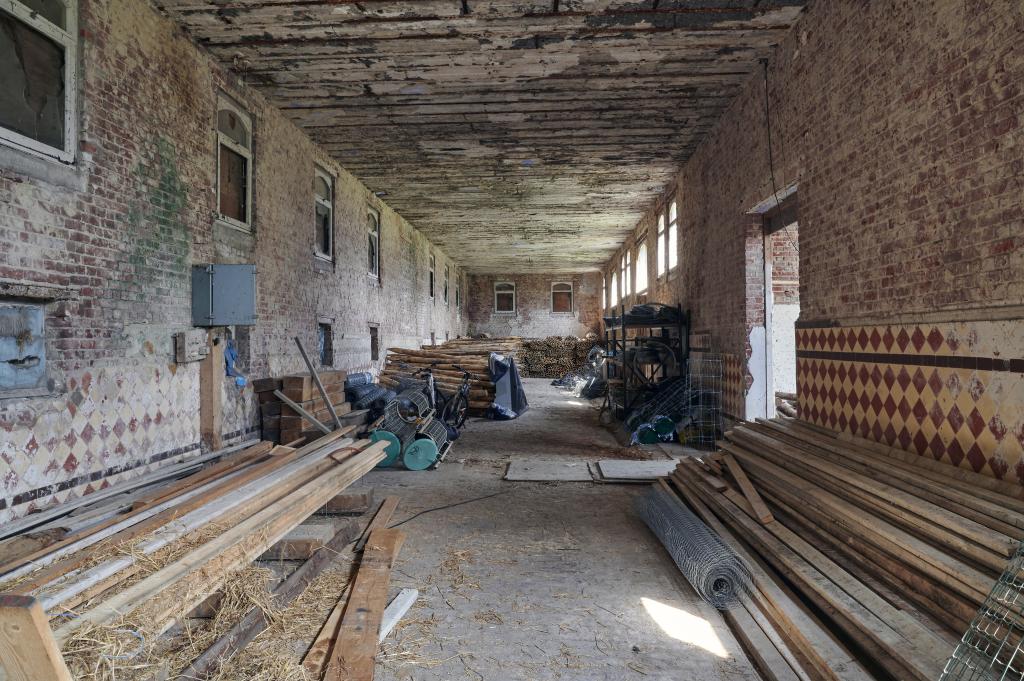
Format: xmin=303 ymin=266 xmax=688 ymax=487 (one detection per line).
xmin=191 ymin=264 xmax=257 ymax=327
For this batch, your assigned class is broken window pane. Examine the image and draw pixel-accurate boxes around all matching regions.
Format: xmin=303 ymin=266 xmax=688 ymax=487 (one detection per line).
xmin=19 ymin=0 xmax=66 ymax=29
xmin=218 ymin=144 xmax=248 ymax=222
xmin=217 ymin=108 xmax=249 ymax=148
xmin=0 ymin=9 xmax=66 ymax=151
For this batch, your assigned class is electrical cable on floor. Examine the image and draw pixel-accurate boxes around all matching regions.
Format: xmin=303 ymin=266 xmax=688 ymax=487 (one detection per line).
xmin=388 ymin=490 xmax=511 ymax=529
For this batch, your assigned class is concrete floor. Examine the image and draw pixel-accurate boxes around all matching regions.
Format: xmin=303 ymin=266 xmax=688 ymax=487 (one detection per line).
xmin=357 ymin=378 xmax=759 ymax=681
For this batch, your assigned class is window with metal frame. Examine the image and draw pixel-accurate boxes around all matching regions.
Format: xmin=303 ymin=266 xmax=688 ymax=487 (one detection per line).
xmin=551 ymin=282 xmax=573 ymax=313
xmin=656 ymin=214 xmax=666 ymax=276
xmin=624 ymin=250 xmax=632 ymax=296
xmin=216 ymin=96 xmax=253 ymax=230
xmin=494 ymin=281 xmax=515 ymax=313
xmin=367 ymin=207 xmax=380 ymax=278
xmin=428 ymin=254 xmax=435 ymax=299
xmin=668 ymin=199 xmax=679 ymax=271
xmin=443 ymin=265 xmax=449 ymax=305
xmin=602 ymin=275 xmax=607 ymax=310
xmin=0 ymin=0 xmax=77 ymax=163
xmin=610 ymin=272 xmax=619 ymax=306
xmin=636 ymin=240 xmax=648 ymax=293
xmin=314 ymin=167 xmax=333 ymax=260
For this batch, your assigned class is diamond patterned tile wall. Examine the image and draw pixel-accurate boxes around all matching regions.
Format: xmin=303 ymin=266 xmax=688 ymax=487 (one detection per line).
xmin=0 ymin=361 xmax=208 ymax=523
xmin=722 ymin=353 xmax=745 ymax=420
xmin=797 ymin=320 xmax=1024 ymax=483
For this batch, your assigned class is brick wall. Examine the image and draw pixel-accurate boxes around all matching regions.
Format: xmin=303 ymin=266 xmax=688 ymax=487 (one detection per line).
xmin=466 ymin=273 xmax=601 ymax=339
xmin=770 ymin=227 xmax=799 ymax=306
xmin=601 ymin=0 xmax=1023 ymax=480
xmin=0 ymin=0 xmax=465 ymax=521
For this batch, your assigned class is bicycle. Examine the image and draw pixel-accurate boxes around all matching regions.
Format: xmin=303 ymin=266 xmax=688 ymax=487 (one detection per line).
xmin=441 ymin=364 xmax=472 ymax=431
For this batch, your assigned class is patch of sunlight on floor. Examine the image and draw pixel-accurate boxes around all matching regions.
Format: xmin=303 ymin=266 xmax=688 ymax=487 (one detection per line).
xmin=641 ymin=597 xmax=729 ymax=658
xmin=564 ymin=400 xmax=587 ymax=407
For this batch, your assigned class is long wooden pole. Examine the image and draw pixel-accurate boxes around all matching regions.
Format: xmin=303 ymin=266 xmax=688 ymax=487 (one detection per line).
xmin=323 ymin=528 xmax=406 ymax=681
xmin=296 ymin=337 xmax=344 ymax=429
xmin=180 ymin=520 xmax=362 ymax=679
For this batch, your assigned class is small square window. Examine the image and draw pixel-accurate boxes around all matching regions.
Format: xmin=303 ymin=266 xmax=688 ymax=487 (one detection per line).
xmin=369 ymin=325 xmax=379 ymax=361
xmin=0 ymin=300 xmax=47 ymax=397
xmin=318 ymin=322 xmax=333 ymax=367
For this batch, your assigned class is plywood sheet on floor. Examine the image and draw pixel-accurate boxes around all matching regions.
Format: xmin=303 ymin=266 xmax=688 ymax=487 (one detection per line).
xmin=504 ymin=459 xmax=594 ymax=482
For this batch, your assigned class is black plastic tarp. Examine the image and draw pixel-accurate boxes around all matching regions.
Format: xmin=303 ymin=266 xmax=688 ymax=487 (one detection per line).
xmin=489 ymin=352 xmax=529 ymax=419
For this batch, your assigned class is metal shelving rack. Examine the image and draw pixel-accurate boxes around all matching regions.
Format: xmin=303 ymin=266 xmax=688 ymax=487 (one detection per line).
xmin=602 ymin=302 xmax=690 ymax=419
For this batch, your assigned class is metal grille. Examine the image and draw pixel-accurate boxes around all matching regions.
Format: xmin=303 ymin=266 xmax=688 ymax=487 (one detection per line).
xmin=680 ymin=355 xmax=723 ymax=450
xmin=635 ymin=485 xmax=752 ymax=610
xmin=941 ymin=542 xmax=1024 ymax=680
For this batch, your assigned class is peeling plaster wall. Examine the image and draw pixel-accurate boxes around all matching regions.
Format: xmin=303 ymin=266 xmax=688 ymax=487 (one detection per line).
xmin=466 ymin=273 xmax=601 ymax=339
xmin=0 ymin=0 xmax=465 ymax=521
xmin=602 ymin=0 xmax=1024 ymax=481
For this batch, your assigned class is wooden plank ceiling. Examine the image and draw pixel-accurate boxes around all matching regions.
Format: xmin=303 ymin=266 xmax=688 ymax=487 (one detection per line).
xmin=156 ymin=0 xmax=805 ymax=273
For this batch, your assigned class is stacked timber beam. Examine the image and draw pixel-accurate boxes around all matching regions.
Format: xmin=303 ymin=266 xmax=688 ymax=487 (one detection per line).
xmin=255 ymin=369 xmax=352 ymax=443
xmin=663 ymin=417 xmax=1024 ymax=681
xmin=0 ymin=431 xmax=387 ymax=680
xmin=436 ymin=336 xmax=523 ymax=356
xmin=381 ymin=345 xmax=496 ymax=415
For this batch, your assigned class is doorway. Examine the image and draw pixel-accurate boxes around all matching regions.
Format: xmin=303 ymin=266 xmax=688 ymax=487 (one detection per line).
xmin=763 ymin=194 xmax=799 ymax=417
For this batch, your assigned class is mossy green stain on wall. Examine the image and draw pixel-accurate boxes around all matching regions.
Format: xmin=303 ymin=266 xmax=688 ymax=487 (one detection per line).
xmin=122 ymin=136 xmax=192 ymax=281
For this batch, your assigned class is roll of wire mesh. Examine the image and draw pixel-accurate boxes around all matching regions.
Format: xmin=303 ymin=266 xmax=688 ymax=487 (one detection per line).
xmin=635 ymin=485 xmax=752 ymax=610
xmin=380 ymin=395 xmax=418 ymax=446
xmin=417 ymin=417 xmax=450 ymax=451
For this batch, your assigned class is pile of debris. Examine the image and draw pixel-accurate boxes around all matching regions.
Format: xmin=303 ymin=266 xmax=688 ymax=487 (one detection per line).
xmin=648 ymin=417 xmax=1020 ymax=681
xmin=519 ymin=336 xmax=597 ymax=378
xmin=0 ymin=431 xmax=409 ymax=680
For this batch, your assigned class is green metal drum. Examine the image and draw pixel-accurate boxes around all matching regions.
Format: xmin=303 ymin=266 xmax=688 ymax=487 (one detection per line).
xmin=403 ymin=438 xmax=439 ymax=471
xmin=371 ymin=430 xmax=402 ymax=468
xmin=652 ymin=415 xmax=676 ymax=436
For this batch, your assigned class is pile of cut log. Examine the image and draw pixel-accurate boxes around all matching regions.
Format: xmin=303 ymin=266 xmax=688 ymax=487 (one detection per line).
xmin=436 ymin=336 xmax=523 ymax=356
xmin=0 ymin=431 xmax=393 ymax=680
xmin=662 ymin=418 xmax=1021 ymax=681
xmin=519 ymin=336 xmax=595 ymax=378
xmin=255 ymin=369 xmax=358 ymax=443
xmin=380 ymin=345 xmax=497 ymax=415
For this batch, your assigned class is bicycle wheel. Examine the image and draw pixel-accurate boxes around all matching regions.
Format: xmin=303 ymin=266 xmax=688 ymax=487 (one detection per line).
xmin=444 ymin=393 xmax=469 ymax=429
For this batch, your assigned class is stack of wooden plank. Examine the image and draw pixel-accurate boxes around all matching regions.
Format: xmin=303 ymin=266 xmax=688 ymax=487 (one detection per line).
xmin=380 ymin=346 xmax=496 ymax=415
xmin=663 ymin=418 xmax=1023 ymax=681
xmin=519 ymin=336 xmax=595 ymax=378
xmin=0 ymin=431 xmax=387 ymax=680
xmin=255 ymin=369 xmax=352 ymax=443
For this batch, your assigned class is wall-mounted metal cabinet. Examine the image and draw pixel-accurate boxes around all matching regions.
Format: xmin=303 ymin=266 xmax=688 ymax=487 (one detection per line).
xmin=191 ymin=265 xmax=257 ymax=327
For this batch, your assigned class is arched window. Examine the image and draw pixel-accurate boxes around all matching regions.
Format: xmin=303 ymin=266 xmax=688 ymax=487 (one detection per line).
xmin=636 ymin=241 xmax=648 ymax=293
xmin=217 ymin=96 xmax=253 ymax=230
xmin=314 ymin=168 xmax=333 ymax=259
xmin=494 ymin=282 xmax=516 ymax=313
xmin=551 ymin=282 xmax=573 ymax=313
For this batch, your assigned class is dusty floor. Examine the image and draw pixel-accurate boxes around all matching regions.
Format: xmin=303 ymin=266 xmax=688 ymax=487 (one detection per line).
xmin=353 ymin=378 xmax=758 ymax=681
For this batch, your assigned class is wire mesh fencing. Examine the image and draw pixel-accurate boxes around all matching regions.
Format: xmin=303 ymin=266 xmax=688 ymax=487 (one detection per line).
xmin=635 ymin=484 xmax=751 ymax=609
xmin=941 ymin=541 xmax=1024 ymax=680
